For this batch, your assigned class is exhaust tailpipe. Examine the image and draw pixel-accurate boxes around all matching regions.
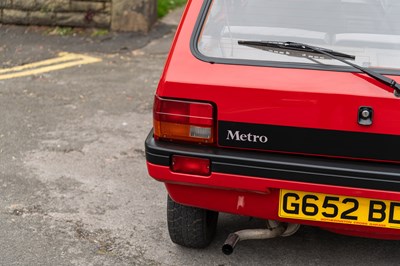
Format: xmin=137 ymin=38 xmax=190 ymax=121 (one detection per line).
xmin=222 ymin=233 xmax=240 ymax=255
xmin=222 ymin=222 xmax=299 ymax=255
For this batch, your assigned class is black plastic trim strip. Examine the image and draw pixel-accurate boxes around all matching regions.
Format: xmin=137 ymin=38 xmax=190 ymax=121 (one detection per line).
xmin=145 ymin=131 xmax=400 ymax=192
xmin=218 ymin=121 xmax=400 ymax=162
xmin=190 ymin=0 xmax=400 ymax=76
xmin=146 ymin=151 xmax=169 ymax=166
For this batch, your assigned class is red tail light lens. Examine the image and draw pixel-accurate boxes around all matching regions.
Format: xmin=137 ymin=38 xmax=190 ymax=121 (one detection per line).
xmin=171 ymin=155 xmax=211 ymax=176
xmin=153 ymin=96 xmax=214 ymax=144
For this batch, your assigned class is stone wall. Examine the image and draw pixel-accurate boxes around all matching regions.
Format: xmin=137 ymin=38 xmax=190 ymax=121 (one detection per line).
xmin=0 ymin=0 xmax=157 ymax=32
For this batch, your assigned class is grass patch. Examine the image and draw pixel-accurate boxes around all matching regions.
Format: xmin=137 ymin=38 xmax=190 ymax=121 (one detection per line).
xmin=47 ymin=26 xmax=74 ymax=36
xmin=91 ymin=29 xmax=109 ymax=37
xmin=158 ymin=0 xmax=187 ymax=18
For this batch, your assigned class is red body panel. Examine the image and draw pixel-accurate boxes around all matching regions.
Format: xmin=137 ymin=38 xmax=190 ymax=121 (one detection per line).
xmin=160 ymin=1 xmax=400 ymax=136
xmin=148 ymin=162 xmax=400 ymax=239
xmin=146 ymin=0 xmax=400 ymax=240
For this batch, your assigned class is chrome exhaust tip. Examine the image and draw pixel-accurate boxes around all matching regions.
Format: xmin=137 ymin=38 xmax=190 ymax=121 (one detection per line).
xmin=222 ymin=233 xmax=240 ymax=255
xmin=222 ymin=221 xmax=300 ymax=255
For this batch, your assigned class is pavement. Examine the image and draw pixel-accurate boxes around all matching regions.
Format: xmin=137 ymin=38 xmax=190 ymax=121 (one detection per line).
xmin=0 ymin=8 xmax=183 ymax=266
xmin=1 ymin=5 xmax=400 ymax=266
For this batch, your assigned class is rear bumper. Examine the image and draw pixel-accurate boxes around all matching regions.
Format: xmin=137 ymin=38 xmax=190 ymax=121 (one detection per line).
xmin=146 ymin=131 xmax=400 ymax=193
xmin=145 ymin=131 xmax=400 ymax=238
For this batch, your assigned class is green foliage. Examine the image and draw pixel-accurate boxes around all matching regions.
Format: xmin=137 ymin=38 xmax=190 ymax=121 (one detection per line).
xmin=158 ymin=0 xmax=187 ymax=18
xmin=91 ymin=29 xmax=109 ymax=37
xmin=47 ymin=27 xmax=74 ymax=36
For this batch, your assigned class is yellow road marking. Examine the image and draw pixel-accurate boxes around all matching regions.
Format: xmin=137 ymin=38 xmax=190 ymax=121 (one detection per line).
xmin=0 ymin=52 xmax=102 ymax=80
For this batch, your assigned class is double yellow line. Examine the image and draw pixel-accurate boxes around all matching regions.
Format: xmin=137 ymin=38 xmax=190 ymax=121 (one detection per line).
xmin=0 ymin=52 xmax=102 ymax=80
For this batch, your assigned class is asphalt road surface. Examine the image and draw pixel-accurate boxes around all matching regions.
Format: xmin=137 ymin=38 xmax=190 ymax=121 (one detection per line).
xmin=1 ymin=8 xmax=400 ymax=266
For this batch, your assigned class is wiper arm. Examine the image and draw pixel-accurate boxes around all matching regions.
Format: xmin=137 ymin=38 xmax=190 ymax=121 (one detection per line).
xmin=238 ymin=40 xmax=400 ymax=97
xmin=238 ymin=40 xmax=355 ymax=60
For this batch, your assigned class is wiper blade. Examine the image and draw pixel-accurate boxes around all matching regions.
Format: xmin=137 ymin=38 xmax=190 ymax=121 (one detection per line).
xmin=238 ymin=40 xmax=400 ymax=97
xmin=238 ymin=40 xmax=355 ymax=60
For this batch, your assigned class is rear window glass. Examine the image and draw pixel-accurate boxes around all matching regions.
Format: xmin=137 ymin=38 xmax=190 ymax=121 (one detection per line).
xmin=197 ymin=0 xmax=400 ymax=72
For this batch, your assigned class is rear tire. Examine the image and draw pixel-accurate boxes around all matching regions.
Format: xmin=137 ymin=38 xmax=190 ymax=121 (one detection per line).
xmin=167 ymin=195 xmax=219 ymax=248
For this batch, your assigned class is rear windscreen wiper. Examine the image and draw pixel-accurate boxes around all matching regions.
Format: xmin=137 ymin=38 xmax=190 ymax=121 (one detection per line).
xmin=238 ymin=40 xmax=355 ymax=60
xmin=238 ymin=40 xmax=400 ymax=97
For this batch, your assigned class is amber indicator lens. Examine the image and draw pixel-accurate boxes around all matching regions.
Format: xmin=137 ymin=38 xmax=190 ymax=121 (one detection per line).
xmin=171 ymin=155 xmax=211 ymax=176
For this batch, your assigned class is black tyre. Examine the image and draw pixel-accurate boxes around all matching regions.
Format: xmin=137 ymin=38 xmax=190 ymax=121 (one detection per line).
xmin=167 ymin=195 xmax=219 ymax=248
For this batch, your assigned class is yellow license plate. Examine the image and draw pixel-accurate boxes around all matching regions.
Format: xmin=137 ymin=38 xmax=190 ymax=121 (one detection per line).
xmin=279 ymin=189 xmax=400 ymax=229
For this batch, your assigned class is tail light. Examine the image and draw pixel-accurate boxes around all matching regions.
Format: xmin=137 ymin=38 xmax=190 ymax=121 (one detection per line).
xmin=153 ymin=96 xmax=214 ymax=144
xmin=171 ymin=155 xmax=211 ymax=176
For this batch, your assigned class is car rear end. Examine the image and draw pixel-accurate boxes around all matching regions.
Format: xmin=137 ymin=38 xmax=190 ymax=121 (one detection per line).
xmin=145 ymin=0 xmax=400 ymax=248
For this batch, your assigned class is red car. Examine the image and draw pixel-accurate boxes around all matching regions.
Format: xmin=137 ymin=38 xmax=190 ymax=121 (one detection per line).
xmin=145 ymin=0 xmax=400 ymax=254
